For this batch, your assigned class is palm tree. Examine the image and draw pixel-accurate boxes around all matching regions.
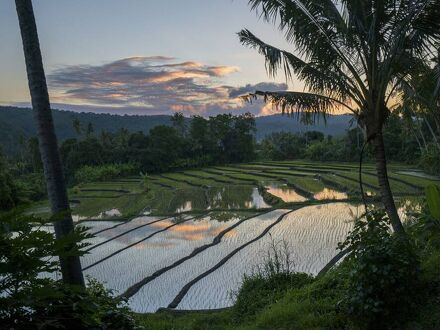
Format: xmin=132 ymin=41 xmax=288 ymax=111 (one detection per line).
xmin=171 ymin=112 xmax=187 ymax=136
xmin=400 ymin=55 xmax=440 ymax=149
xmin=239 ymin=0 xmax=440 ymax=233
xmin=72 ymin=118 xmax=82 ymax=136
xmin=15 ymin=0 xmax=84 ymax=286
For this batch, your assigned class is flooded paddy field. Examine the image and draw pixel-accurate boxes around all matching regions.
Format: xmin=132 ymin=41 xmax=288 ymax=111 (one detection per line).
xmin=29 ymin=161 xmax=433 ymax=311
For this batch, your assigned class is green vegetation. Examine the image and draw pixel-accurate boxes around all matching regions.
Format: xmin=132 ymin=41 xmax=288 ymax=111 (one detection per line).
xmin=74 ymin=163 xmax=139 ymax=183
xmin=0 ymin=106 xmax=353 ymax=155
xmin=58 ymin=113 xmax=256 ymax=180
xmin=0 ymin=212 xmax=140 ymax=329
xmin=420 ymin=143 xmax=440 ymax=175
xmin=0 ymin=149 xmax=20 ymax=210
xmin=259 ymin=112 xmax=436 ymax=167
xmin=338 ymin=212 xmax=419 ymax=327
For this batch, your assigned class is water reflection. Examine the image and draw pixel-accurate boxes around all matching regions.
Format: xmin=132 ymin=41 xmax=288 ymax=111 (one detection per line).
xmin=314 ymin=188 xmax=348 ymax=200
xmin=149 ymin=219 xmax=227 ymax=241
xmin=176 ymin=201 xmax=192 ymax=213
xmin=72 ymin=215 xmax=88 ymax=222
xmin=97 ymin=208 xmax=122 ymax=218
xmin=72 ymin=208 xmax=122 ymax=222
xmin=244 ymin=188 xmax=271 ymax=209
xmin=169 ymin=186 xmax=271 ymax=214
xmin=266 ymin=184 xmax=307 ymax=202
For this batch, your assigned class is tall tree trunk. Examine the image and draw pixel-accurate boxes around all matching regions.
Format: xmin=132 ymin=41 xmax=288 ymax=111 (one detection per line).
xmin=372 ymin=131 xmax=405 ymax=233
xmin=15 ymin=0 xmax=85 ymax=286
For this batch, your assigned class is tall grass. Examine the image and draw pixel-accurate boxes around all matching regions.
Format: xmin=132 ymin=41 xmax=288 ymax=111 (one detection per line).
xmin=231 ymin=236 xmax=313 ymax=322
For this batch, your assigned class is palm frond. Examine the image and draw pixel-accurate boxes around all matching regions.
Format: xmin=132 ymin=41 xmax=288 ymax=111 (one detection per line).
xmin=246 ymin=0 xmax=369 ymax=96
xmin=238 ymin=29 xmax=362 ymax=106
xmin=243 ymin=90 xmax=356 ymax=118
xmin=242 ymin=0 xmax=440 ymax=128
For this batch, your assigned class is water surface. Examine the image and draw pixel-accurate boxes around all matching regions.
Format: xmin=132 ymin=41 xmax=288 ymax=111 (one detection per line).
xmin=266 ymin=184 xmax=307 ymax=202
xmin=178 ymin=203 xmax=359 ymax=310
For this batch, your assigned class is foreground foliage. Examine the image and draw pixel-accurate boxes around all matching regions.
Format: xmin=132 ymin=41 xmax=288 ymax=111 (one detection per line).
xmin=339 ymin=211 xmax=420 ymax=327
xmin=0 ymin=213 xmax=141 ymax=329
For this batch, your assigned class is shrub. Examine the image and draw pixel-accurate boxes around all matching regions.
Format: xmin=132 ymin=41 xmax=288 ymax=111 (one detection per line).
xmin=0 ymin=212 xmax=141 ymax=329
xmin=0 ymin=171 xmax=18 ymax=210
xmin=339 ymin=210 xmax=420 ymax=328
xmin=406 ymin=186 xmax=440 ymax=257
xmin=249 ymin=273 xmax=349 ymax=330
xmin=15 ymin=172 xmax=47 ymax=202
xmin=74 ymin=163 xmax=139 ymax=183
xmin=420 ymin=143 xmax=440 ymax=175
xmin=0 ymin=152 xmax=19 ymax=210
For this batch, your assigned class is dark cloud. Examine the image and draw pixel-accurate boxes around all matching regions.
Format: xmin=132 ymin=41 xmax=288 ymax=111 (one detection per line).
xmin=47 ymin=56 xmax=287 ymax=116
xmin=228 ymin=82 xmax=288 ymax=98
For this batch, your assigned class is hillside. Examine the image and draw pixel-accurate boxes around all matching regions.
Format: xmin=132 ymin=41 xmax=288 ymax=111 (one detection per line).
xmin=0 ymin=106 xmax=353 ymax=154
xmin=0 ymin=106 xmax=173 ymax=154
xmin=255 ymin=113 xmax=353 ymax=140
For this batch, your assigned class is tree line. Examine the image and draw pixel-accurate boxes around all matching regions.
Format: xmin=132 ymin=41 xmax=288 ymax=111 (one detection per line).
xmin=3 ymin=105 xmax=439 ymax=211
xmin=260 ymin=110 xmax=439 ymax=174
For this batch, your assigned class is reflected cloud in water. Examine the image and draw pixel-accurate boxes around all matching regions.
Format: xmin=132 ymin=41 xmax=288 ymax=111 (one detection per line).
xmin=266 ymin=184 xmax=307 ymax=202
xmin=314 ymin=188 xmax=348 ymax=200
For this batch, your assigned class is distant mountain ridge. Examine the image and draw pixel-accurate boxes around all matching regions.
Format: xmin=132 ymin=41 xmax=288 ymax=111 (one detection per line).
xmin=0 ymin=106 xmax=353 ymax=154
xmin=255 ymin=113 xmax=353 ymax=140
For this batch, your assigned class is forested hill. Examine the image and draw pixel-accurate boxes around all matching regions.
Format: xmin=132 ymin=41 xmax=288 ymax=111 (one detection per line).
xmin=255 ymin=113 xmax=353 ymax=140
xmin=0 ymin=106 xmax=352 ymax=154
xmin=0 ymin=107 xmax=173 ymax=154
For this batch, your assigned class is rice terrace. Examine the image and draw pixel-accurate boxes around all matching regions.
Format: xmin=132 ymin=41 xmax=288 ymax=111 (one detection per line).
xmin=3 ymin=0 xmax=440 ymax=329
xmin=27 ymin=160 xmax=431 ymax=312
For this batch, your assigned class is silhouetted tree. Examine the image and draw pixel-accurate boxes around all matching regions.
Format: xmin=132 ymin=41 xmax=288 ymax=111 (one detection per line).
xmin=72 ymin=118 xmax=81 ymax=136
xmin=15 ymin=0 xmax=84 ymax=285
xmin=239 ymin=0 xmax=440 ymax=233
xmin=171 ymin=112 xmax=187 ymax=136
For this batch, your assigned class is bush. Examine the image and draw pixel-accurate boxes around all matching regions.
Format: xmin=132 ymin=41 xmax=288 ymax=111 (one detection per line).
xmin=0 ymin=212 xmax=141 ymax=329
xmin=233 ymin=272 xmax=313 ymax=322
xmin=74 ymin=163 xmax=139 ymax=183
xmin=339 ymin=210 xmax=420 ymax=328
xmin=420 ymin=143 xmax=440 ymax=175
xmin=0 ymin=171 xmax=18 ymax=210
xmin=0 ymin=151 xmax=20 ymax=210
xmin=248 ymin=270 xmax=348 ymax=330
xmin=15 ymin=172 xmax=47 ymax=202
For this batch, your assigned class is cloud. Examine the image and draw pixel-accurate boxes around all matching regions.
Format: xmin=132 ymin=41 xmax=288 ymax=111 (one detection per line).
xmin=47 ymin=56 xmax=287 ymax=116
xmin=228 ymin=82 xmax=288 ymax=98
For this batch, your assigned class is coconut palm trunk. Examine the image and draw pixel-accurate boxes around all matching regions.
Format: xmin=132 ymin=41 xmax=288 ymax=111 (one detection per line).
xmin=372 ymin=132 xmax=404 ymax=233
xmin=15 ymin=0 xmax=85 ymax=286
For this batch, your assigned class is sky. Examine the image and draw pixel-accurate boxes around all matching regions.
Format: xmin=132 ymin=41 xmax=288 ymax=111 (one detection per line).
xmin=0 ymin=0 xmax=303 ymax=117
